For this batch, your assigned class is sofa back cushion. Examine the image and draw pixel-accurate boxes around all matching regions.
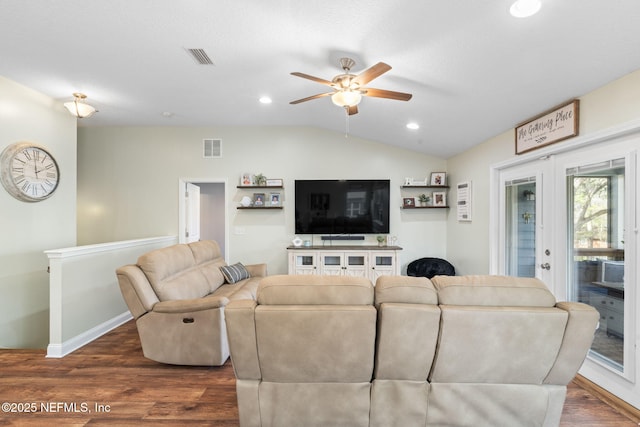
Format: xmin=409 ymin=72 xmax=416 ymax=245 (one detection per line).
xmin=255 ymin=305 xmax=377 ymax=382
xmin=431 ymin=275 xmax=556 ymax=307
xmin=137 ymin=241 xmax=225 ymax=301
xmin=430 ymin=305 xmax=568 ymax=384
xmin=257 ymin=275 xmax=373 ymax=305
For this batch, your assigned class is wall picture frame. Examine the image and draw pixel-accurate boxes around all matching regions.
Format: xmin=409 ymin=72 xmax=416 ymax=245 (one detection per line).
xmin=253 ymin=193 xmax=265 ymax=206
xmin=515 ymin=99 xmax=579 ymax=155
xmin=403 ymin=197 xmax=416 ymax=208
xmin=240 ymin=173 xmax=254 ymax=186
xmin=433 ymin=191 xmax=447 ymax=207
xmin=269 ymin=192 xmax=281 ymax=206
xmin=430 ymin=172 xmax=447 ymax=186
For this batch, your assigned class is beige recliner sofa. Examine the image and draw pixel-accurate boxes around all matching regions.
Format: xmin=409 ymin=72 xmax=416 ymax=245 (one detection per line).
xmin=225 ymin=274 xmax=598 ymax=427
xmin=116 ymin=240 xmax=266 ymax=366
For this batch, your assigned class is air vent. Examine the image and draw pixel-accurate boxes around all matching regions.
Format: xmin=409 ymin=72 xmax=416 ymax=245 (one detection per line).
xmin=185 ymin=48 xmax=214 ymax=65
xmin=203 ymin=139 xmax=222 ymax=158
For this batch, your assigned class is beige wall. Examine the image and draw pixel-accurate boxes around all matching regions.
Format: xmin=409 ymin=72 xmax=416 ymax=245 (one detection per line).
xmin=0 ymin=76 xmax=77 ymax=348
xmin=77 ymin=126 xmax=448 ymax=274
xmin=446 ymin=69 xmax=640 ymax=274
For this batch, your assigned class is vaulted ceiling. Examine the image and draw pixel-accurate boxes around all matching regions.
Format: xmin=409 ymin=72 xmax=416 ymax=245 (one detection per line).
xmin=2 ymin=0 xmax=640 ymax=158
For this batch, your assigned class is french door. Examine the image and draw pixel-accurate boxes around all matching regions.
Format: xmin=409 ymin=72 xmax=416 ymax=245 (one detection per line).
xmin=493 ymin=135 xmax=638 ymax=407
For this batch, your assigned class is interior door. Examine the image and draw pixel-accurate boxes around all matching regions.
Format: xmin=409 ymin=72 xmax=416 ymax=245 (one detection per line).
xmin=185 ymin=182 xmax=201 ymax=243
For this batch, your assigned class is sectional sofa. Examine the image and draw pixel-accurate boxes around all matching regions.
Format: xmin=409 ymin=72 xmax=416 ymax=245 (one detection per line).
xmin=225 ymin=274 xmax=599 ymax=427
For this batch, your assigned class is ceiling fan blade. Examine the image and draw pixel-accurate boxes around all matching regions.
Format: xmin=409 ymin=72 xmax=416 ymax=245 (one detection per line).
xmin=289 ymin=92 xmax=333 ymax=104
xmin=363 ymin=88 xmax=413 ymax=101
xmin=291 ymin=72 xmax=334 ymax=86
xmin=347 ymin=105 xmax=358 ymax=115
xmin=352 ymin=62 xmax=392 ymax=86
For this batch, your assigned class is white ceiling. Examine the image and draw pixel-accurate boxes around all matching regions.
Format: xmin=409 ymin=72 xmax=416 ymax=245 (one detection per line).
xmin=1 ymin=0 xmax=640 ymax=158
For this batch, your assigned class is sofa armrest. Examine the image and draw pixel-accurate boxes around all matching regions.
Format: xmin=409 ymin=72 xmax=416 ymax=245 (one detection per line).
xmin=226 ymin=300 xmax=261 ymax=380
xmin=152 ymin=295 xmax=230 ymax=313
xmin=245 ymin=263 xmax=267 ymax=278
xmin=544 ymin=301 xmax=599 ymax=385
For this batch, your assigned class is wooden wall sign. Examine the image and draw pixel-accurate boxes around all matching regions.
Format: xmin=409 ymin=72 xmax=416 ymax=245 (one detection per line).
xmin=515 ymin=100 xmax=579 ymax=155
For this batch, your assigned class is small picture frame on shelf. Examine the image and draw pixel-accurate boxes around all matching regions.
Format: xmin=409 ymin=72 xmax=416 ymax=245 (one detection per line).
xmin=266 ymin=178 xmax=283 ymax=187
xmin=253 ymin=193 xmax=265 ymax=206
xmin=430 ymin=172 xmax=447 ymax=186
xmin=433 ymin=192 xmax=446 ymax=207
xmin=269 ymin=192 xmax=281 ymax=206
xmin=403 ymin=197 xmax=416 ymax=208
xmin=240 ymin=173 xmax=254 ymax=186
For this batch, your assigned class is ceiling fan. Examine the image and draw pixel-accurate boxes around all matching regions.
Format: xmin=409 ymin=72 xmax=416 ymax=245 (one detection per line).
xmin=289 ymin=57 xmax=412 ymax=115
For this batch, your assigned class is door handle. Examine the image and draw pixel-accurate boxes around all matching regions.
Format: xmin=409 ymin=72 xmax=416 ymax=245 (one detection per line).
xmin=540 ymin=263 xmax=551 ymax=270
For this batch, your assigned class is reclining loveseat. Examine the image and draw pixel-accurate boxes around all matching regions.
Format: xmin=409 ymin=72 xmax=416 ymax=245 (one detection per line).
xmin=116 ymin=240 xmax=266 ymax=366
xmin=225 ymin=274 xmax=598 ymax=426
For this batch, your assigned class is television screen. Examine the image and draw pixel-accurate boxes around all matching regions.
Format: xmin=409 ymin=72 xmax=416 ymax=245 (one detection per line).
xmin=295 ymin=180 xmax=390 ymax=235
xmin=601 ymin=260 xmax=624 ymax=284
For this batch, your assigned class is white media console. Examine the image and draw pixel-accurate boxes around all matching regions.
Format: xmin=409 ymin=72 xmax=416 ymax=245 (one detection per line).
xmin=287 ymin=245 xmax=402 ymax=282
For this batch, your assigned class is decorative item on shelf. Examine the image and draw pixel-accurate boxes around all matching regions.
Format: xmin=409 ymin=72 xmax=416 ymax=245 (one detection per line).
xmin=254 ymin=173 xmax=267 ymax=186
xmin=253 ymin=193 xmax=265 ymax=206
xmin=376 ymin=235 xmax=386 ymax=247
xmin=430 ymin=172 xmax=447 ymax=186
xmin=433 ymin=191 xmax=447 ymax=207
xmin=386 ymin=235 xmax=398 ymax=246
xmin=403 ymin=197 xmax=415 ymax=208
xmin=269 ymin=192 xmax=281 ymax=206
xmin=404 ymin=177 xmax=413 ymax=186
xmin=524 ymin=190 xmax=535 ymax=200
xmin=266 ymin=178 xmax=283 ymax=187
xmin=240 ymin=173 xmax=254 ymax=186
xmin=240 ymin=196 xmax=252 ymax=207
xmin=418 ymin=193 xmax=431 ymax=207
xmin=292 ymin=237 xmax=303 ymax=247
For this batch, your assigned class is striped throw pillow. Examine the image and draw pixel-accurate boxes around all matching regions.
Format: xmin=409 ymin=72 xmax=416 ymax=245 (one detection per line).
xmin=220 ymin=263 xmax=250 ymax=284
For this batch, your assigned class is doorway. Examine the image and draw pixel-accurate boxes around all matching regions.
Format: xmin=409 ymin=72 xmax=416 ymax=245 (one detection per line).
xmin=178 ymin=179 xmax=228 ymax=260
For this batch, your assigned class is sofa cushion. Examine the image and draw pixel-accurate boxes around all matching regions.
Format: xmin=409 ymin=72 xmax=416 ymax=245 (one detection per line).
xmin=431 ymin=275 xmax=556 ymax=307
xmin=257 ymin=275 xmax=373 ymax=305
xmin=188 ymin=240 xmax=222 ymax=263
xmin=375 ymin=276 xmax=438 ymax=306
xmin=220 ymin=262 xmax=251 ymax=284
xmin=137 ymin=243 xmax=221 ymax=301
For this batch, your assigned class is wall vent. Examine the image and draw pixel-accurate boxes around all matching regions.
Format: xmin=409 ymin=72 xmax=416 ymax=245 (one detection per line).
xmin=203 ymin=139 xmax=222 ymax=158
xmin=185 ymin=48 xmax=215 ymax=65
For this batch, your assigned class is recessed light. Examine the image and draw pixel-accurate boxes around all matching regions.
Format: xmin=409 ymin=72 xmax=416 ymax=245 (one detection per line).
xmin=406 ymin=122 xmax=420 ymax=130
xmin=162 ymin=111 xmax=174 ymax=118
xmin=510 ymin=0 xmax=541 ymax=18
xmin=259 ymin=96 xmax=272 ymax=104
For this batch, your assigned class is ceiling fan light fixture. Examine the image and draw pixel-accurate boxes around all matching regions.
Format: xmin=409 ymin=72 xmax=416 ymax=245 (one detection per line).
xmin=63 ymin=92 xmax=97 ymax=118
xmin=331 ymin=90 xmax=362 ymax=107
xmin=510 ymin=0 xmax=541 ymax=18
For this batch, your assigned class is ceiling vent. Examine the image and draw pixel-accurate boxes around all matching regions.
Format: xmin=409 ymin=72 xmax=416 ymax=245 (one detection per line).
xmin=203 ymin=139 xmax=222 ymax=158
xmin=185 ymin=48 xmax=214 ymax=65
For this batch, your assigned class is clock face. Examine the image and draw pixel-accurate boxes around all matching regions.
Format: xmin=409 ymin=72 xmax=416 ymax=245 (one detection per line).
xmin=0 ymin=142 xmax=60 ymax=202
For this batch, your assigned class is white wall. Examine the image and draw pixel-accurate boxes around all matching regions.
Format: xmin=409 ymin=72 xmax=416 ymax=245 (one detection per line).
xmin=446 ymin=69 xmax=640 ymax=274
xmin=77 ymin=126 xmax=448 ymax=274
xmin=0 ymin=76 xmax=77 ymax=348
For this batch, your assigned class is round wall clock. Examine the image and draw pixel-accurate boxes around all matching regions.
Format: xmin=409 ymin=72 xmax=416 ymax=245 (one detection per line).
xmin=0 ymin=141 xmax=60 ymax=202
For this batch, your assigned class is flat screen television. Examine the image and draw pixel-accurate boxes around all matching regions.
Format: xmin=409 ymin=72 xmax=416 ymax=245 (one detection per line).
xmin=295 ymin=179 xmax=390 ymax=235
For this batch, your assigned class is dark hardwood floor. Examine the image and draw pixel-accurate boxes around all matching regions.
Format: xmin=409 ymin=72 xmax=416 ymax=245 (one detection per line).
xmin=0 ymin=320 xmax=637 ymax=426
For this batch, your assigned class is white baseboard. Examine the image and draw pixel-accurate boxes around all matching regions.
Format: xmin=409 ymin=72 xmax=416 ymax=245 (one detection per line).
xmin=46 ymin=312 xmax=133 ymax=358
